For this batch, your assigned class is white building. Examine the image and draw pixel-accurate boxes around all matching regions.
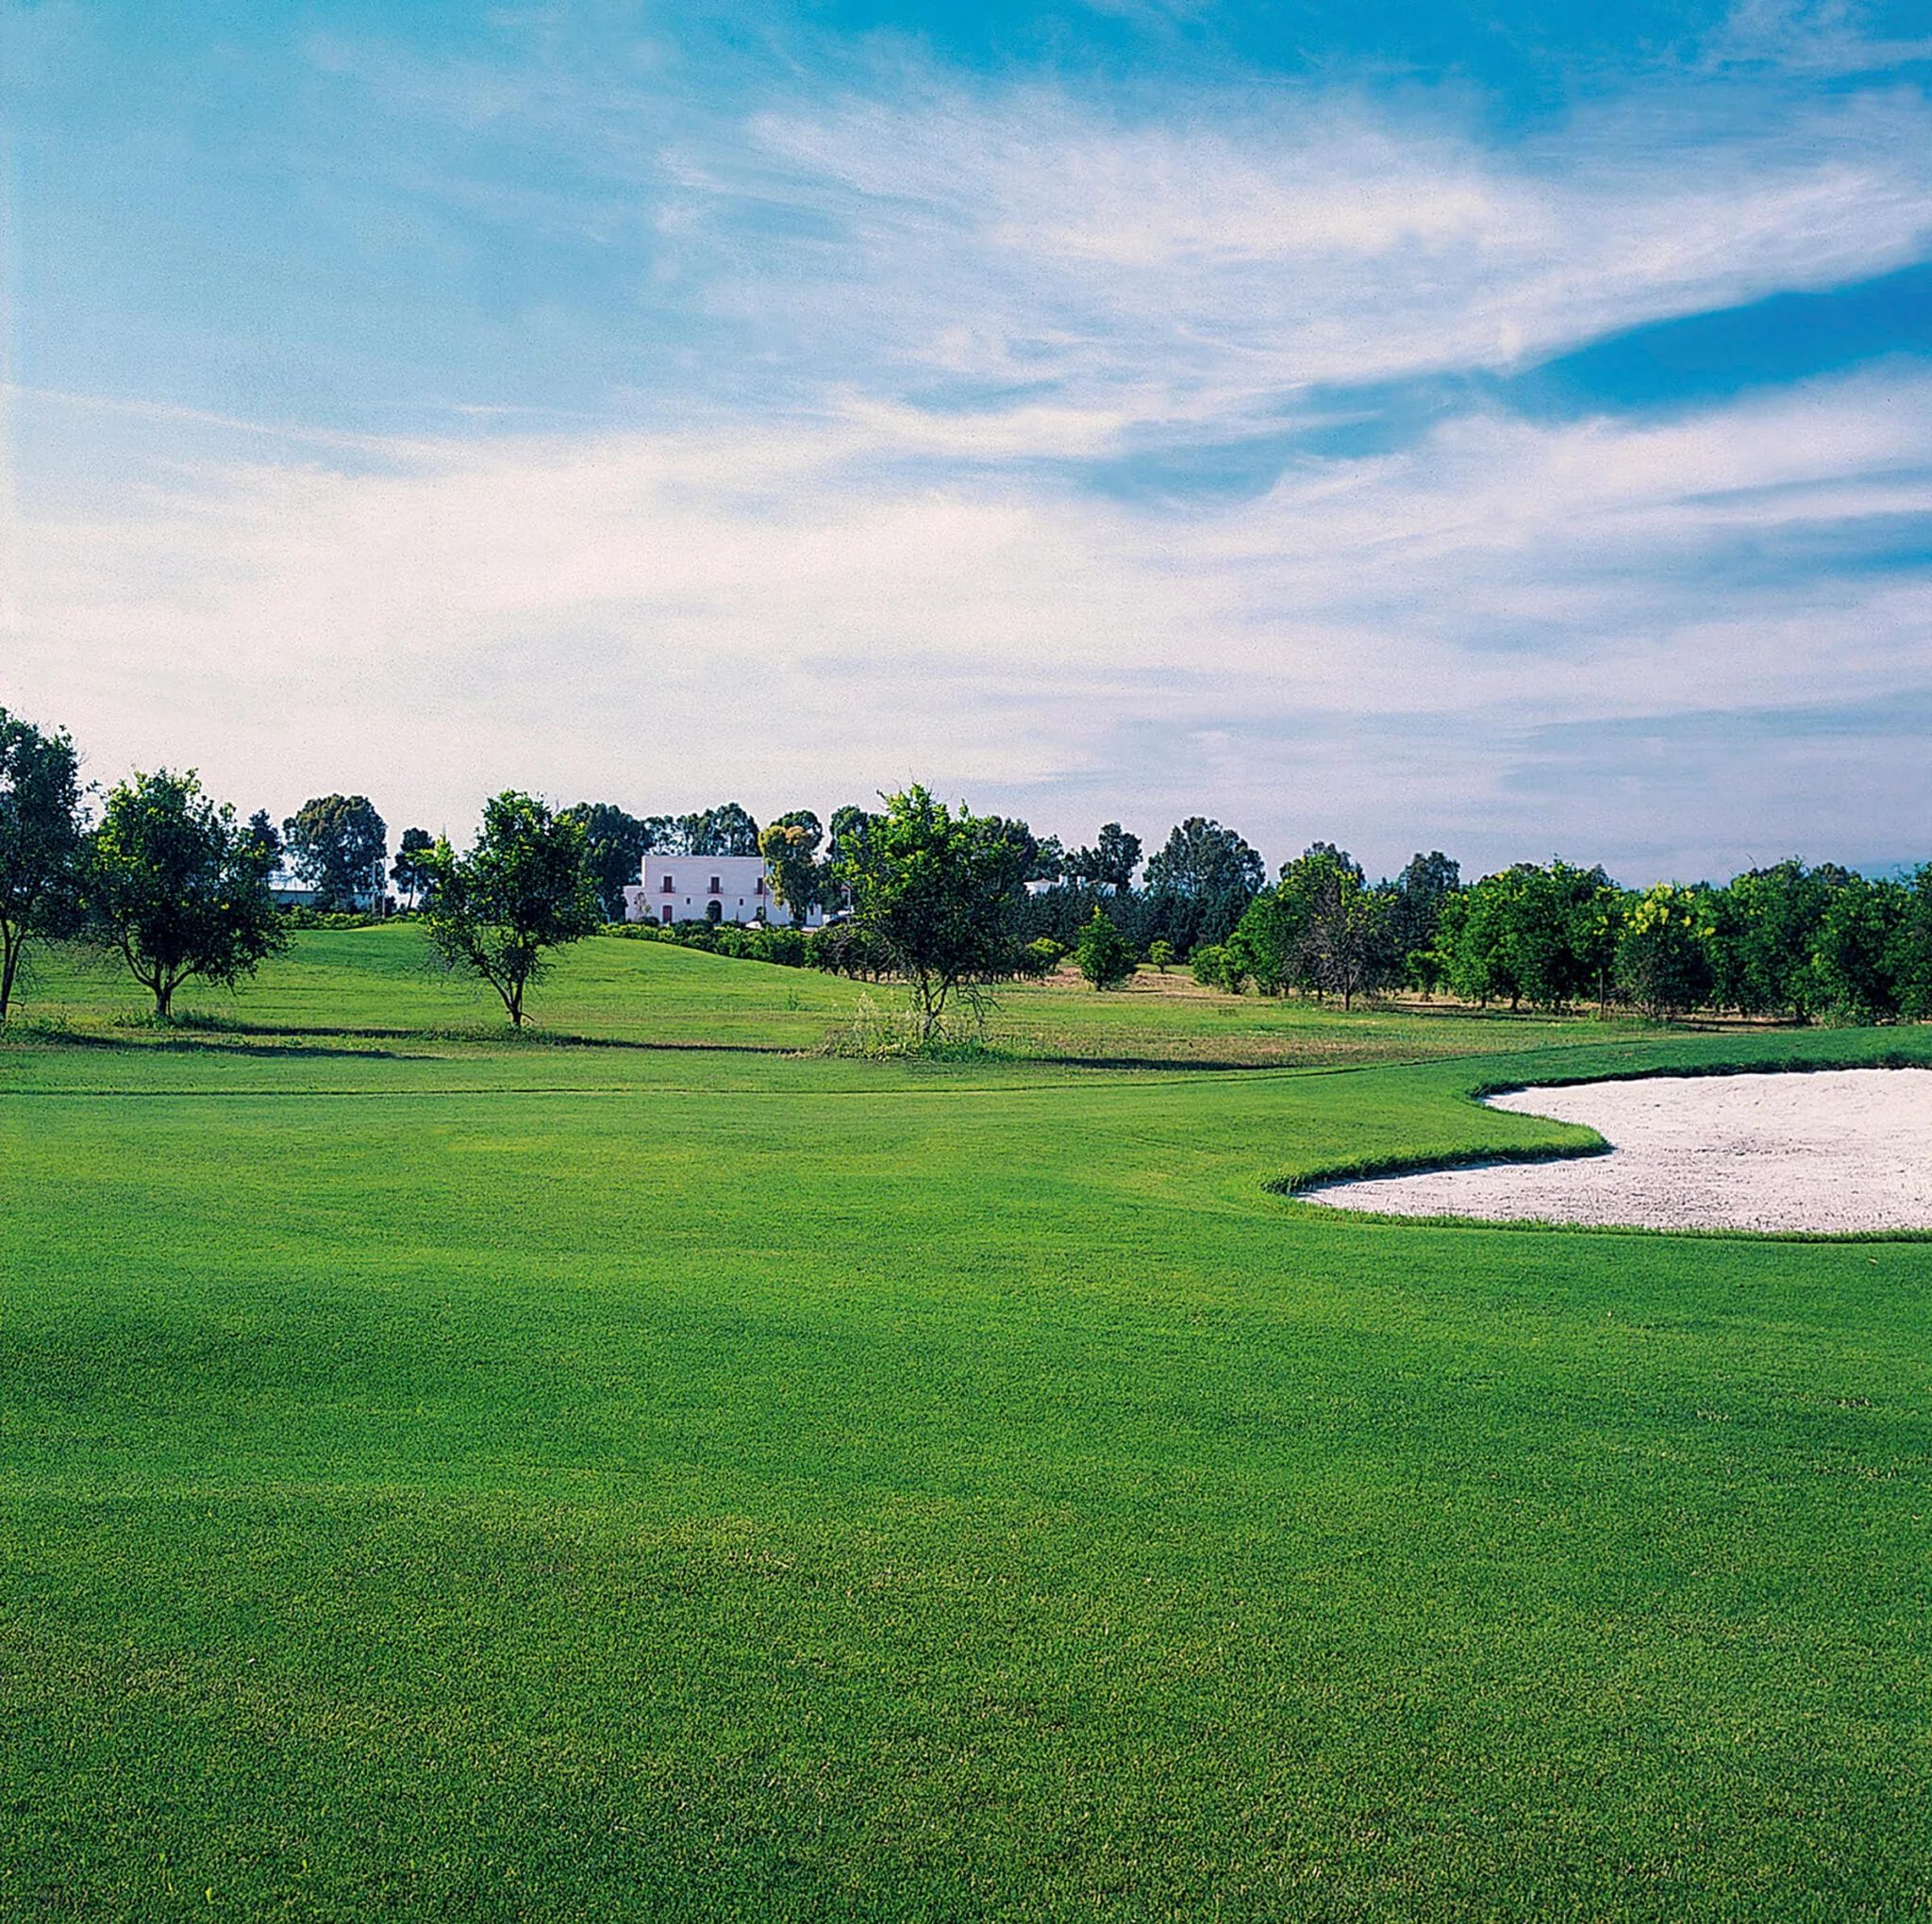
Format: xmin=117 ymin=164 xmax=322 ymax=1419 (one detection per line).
xmin=623 ymin=853 xmax=825 ymax=928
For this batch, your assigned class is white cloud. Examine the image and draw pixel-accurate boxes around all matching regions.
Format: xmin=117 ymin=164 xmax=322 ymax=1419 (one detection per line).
xmin=270 ymin=30 xmax=1932 ymax=444
xmin=1708 ymin=0 xmax=1932 ymax=76
xmin=706 ymin=75 xmax=1932 ymax=438
xmin=11 ymin=362 xmax=1932 ymax=876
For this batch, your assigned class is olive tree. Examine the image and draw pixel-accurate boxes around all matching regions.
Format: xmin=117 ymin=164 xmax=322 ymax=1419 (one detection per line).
xmin=424 ymin=792 xmax=600 ymax=1027
xmin=85 ymin=769 xmax=285 ymax=1018
xmin=0 ymin=709 xmax=86 ymax=1022
xmin=830 ymin=785 xmax=1031 ymax=1041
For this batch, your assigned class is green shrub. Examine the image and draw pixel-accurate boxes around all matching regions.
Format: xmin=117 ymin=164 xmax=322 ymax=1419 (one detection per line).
xmin=1075 ymin=909 xmax=1136 ymax=990
xmin=605 ymin=916 xmax=816 ymax=969
xmin=282 ymin=907 xmax=390 ymax=931
xmin=1019 ymin=937 xmax=1065 ymax=979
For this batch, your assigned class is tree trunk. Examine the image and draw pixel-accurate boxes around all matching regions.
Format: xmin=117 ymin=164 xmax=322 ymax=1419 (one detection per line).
xmin=0 ymin=923 xmax=18 ymax=1022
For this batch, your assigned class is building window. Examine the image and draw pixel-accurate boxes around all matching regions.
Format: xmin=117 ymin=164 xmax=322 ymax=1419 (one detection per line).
xmin=755 ymin=876 xmax=765 ymax=895
xmin=708 ymin=876 xmax=722 ymax=894
xmin=661 ymin=876 xmax=675 ymax=892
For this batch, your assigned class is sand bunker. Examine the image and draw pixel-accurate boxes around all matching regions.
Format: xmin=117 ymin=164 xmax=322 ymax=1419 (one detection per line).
xmin=1307 ymin=1066 xmax=1932 ymax=1233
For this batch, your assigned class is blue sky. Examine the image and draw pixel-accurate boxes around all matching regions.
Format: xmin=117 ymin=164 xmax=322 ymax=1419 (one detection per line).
xmin=6 ymin=0 xmax=1932 ymax=881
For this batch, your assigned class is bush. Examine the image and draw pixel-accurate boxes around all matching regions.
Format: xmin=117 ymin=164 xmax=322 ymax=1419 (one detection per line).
xmin=818 ymin=992 xmax=1011 ymax=1060
xmin=602 ymin=916 xmax=818 ymax=969
xmin=282 ymin=906 xmax=391 ymax=931
xmin=1075 ymin=909 xmax=1136 ymax=990
xmin=1191 ymin=943 xmax=1227 ymax=988
xmin=759 ymin=925 xmax=809 ymax=969
xmin=1018 ymin=937 xmax=1065 ymax=979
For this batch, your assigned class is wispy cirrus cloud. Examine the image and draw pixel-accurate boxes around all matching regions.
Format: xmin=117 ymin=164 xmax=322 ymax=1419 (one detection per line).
xmin=707 ymin=75 xmax=1932 ymax=442
xmin=252 ymin=20 xmax=1932 ymax=438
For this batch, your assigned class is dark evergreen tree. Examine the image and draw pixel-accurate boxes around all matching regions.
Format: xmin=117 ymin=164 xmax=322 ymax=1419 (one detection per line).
xmin=560 ymin=803 xmax=655 ymax=921
xmin=284 ymin=794 xmax=388 ymax=910
xmin=391 ymin=827 xmax=439 ymax=909
xmin=1141 ymin=818 xmax=1264 ymax=956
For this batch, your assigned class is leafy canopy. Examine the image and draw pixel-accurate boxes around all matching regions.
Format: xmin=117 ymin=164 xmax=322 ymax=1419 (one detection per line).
xmin=391 ymin=827 xmax=439 ymax=908
xmin=758 ymin=811 xmax=827 ymax=924
xmin=0 ymin=708 xmax=86 ymax=1022
xmin=831 ymin=785 xmax=1032 ymax=1040
xmin=647 ymin=803 xmax=760 ymax=857
xmin=424 ymin=792 xmax=600 ymax=1027
xmin=86 ymin=769 xmax=285 ymax=1018
xmin=559 ymin=803 xmax=654 ymax=921
xmin=284 ymin=794 xmax=388 ymax=910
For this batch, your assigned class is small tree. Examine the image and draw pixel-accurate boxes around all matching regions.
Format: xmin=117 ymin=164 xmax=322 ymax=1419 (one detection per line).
xmin=424 ymin=793 xmax=600 ymax=1027
xmin=284 ymin=794 xmax=388 ymax=911
xmin=1018 ymin=936 xmax=1064 ymax=978
xmin=1148 ymin=939 xmax=1174 ymax=973
xmin=830 ymin=785 xmax=1030 ymax=1042
xmin=1075 ymin=908 xmax=1135 ymax=989
xmin=1615 ymin=884 xmax=1714 ymax=1020
xmin=1810 ymin=876 xmax=1905 ymax=1021
xmin=0 ymin=709 xmax=86 ymax=1022
xmin=1218 ymin=925 xmax=1258 ymax=994
xmin=560 ymin=804 xmax=653 ymax=921
xmin=85 ymin=769 xmax=285 ymax=1018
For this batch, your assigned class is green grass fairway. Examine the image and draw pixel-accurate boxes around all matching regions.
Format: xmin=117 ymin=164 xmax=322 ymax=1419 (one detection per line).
xmin=9 ymin=921 xmax=1650 ymax=1068
xmin=5 ymin=933 xmax=1929 ymax=1919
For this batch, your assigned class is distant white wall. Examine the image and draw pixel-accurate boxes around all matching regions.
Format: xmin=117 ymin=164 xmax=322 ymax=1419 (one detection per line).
xmin=622 ymin=853 xmax=823 ymax=927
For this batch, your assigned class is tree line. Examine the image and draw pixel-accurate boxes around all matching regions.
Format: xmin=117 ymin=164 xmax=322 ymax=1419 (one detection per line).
xmin=5 ymin=703 xmax=1928 ymax=1030
xmin=1189 ymin=851 xmax=1932 ymax=1024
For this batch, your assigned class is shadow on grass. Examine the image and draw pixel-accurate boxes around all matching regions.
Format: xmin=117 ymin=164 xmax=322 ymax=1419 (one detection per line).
xmin=1025 ymin=1051 xmax=1359 ymax=1072
xmin=1274 ymin=1137 xmax=1611 ymax=1198
xmin=8 ymin=1026 xmax=420 ymax=1063
xmin=218 ymin=1022 xmax=796 ymax=1054
xmin=10 ymin=1017 xmax=797 ymax=1056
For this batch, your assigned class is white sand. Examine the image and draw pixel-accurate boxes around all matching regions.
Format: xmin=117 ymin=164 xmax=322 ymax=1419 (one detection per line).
xmin=1305 ymin=1066 xmax=1932 ymax=1232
